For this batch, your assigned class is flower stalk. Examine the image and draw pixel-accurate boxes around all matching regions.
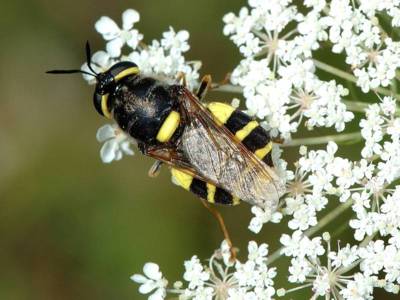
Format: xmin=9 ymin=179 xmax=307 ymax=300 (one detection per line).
xmin=313 ymin=60 xmax=400 ymax=100
xmin=283 ymin=132 xmax=362 ymax=147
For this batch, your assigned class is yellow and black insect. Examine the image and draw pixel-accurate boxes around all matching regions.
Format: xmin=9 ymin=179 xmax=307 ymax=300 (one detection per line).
xmin=48 ymin=43 xmax=285 ymax=211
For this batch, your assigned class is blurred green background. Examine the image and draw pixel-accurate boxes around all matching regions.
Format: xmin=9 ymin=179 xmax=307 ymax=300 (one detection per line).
xmin=0 ymin=0 xmax=395 ymax=299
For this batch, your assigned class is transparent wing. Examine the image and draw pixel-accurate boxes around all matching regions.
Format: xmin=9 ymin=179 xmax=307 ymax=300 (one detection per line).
xmin=176 ymin=89 xmax=285 ymax=209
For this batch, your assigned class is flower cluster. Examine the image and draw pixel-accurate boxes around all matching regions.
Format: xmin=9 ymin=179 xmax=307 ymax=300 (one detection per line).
xmin=324 ymin=0 xmax=400 ymax=92
xmin=223 ymin=0 xmax=354 ymax=139
xmin=279 ymin=231 xmax=400 ymax=299
xmin=80 ymin=2 xmax=400 ymax=299
xmin=84 ymin=9 xmax=200 ymax=89
xmin=131 ymin=241 xmax=277 ymax=300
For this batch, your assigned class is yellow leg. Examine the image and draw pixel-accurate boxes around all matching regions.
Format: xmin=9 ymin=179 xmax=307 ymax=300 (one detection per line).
xmin=139 ymin=41 xmax=149 ymax=50
xmin=272 ymin=137 xmax=284 ymax=144
xmin=200 ymin=200 xmax=237 ymax=262
xmin=220 ymin=72 xmax=231 ymax=86
xmin=210 ymin=73 xmax=231 ymax=90
xmin=176 ymin=71 xmax=187 ymax=87
xmin=196 ymin=75 xmax=212 ymax=101
xmin=148 ymin=161 xmax=163 ymax=178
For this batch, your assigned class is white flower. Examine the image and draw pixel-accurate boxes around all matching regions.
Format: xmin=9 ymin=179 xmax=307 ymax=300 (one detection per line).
xmin=183 ymin=256 xmax=210 ymax=289
xmin=288 ymin=257 xmax=312 ymax=283
xmin=131 ymin=262 xmax=167 ymax=300
xmin=313 ymin=272 xmax=331 ymax=296
xmin=329 ymin=244 xmax=359 ymax=268
xmin=288 ymin=203 xmax=317 ymax=231
xmin=248 ymin=205 xmax=282 ymax=233
xmin=132 ymin=241 xmax=277 ymax=299
xmin=161 ymin=27 xmax=190 ymax=56
xmin=96 ymin=124 xmax=134 ymax=163
xmin=95 ymin=9 xmax=143 ymax=57
xmin=340 ymin=273 xmax=375 ymax=300
xmin=247 ymin=241 xmax=269 ymax=265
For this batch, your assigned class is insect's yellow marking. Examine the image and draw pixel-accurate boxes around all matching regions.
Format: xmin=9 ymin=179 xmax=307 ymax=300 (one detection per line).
xmin=156 ymin=111 xmax=181 ymax=142
xmin=207 ymin=102 xmax=235 ymax=124
xmin=235 ymin=121 xmax=258 ymax=141
xmin=232 ymin=196 xmax=240 ymax=205
xmin=101 ymin=94 xmax=112 ymax=119
xmin=114 ymin=67 xmax=140 ymax=81
xmin=206 ymin=183 xmax=216 ymax=203
xmin=171 ymin=168 xmax=193 ymax=190
xmin=255 ymin=142 xmax=273 ymax=159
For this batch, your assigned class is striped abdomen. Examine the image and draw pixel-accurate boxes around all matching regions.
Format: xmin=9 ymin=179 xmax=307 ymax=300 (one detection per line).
xmin=171 ymin=168 xmax=240 ymax=205
xmin=207 ymin=102 xmax=274 ymax=167
xmin=170 ymin=101 xmax=274 ymax=206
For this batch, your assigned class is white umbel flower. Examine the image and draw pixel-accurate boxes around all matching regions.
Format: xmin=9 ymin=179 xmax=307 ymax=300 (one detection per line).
xmin=95 ymin=9 xmax=143 ymax=57
xmin=96 ymin=124 xmax=134 ymax=163
xmin=131 ymin=262 xmax=168 ymax=300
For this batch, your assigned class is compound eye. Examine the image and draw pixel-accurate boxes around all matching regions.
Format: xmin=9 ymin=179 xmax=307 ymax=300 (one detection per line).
xmin=109 ymin=62 xmax=139 ymax=82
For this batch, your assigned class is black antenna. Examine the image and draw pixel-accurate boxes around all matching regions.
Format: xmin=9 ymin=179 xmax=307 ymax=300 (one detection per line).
xmin=46 ymin=69 xmax=96 ymax=77
xmin=85 ymin=41 xmax=98 ymax=76
xmin=46 ymin=41 xmax=98 ymax=78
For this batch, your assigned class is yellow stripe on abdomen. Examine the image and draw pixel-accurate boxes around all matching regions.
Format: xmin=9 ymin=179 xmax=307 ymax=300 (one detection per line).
xmin=171 ymin=168 xmax=240 ymax=206
xmin=235 ymin=121 xmax=258 ymax=141
xmin=207 ymin=102 xmax=235 ymax=124
xmin=171 ymin=168 xmax=193 ymax=190
xmin=255 ymin=142 xmax=273 ymax=160
xmin=156 ymin=111 xmax=180 ymax=142
xmin=206 ymin=183 xmax=216 ymax=203
xmin=207 ymin=101 xmax=274 ymax=167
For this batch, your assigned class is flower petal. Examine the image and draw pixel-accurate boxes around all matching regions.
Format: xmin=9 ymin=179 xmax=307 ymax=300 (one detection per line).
xmin=122 ymin=9 xmax=140 ymax=30
xmin=96 ymin=124 xmax=115 ymax=142
xmin=130 ymin=274 xmax=147 ymax=284
xmin=148 ymin=288 xmax=165 ymax=300
xmin=126 ymin=30 xmax=143 ymax=49
xmin=91 ymin=51 xmax=111 ymax=68
xmin=106 ymin=38 xmax=124 ymax=57
xmin=138 ymin=281 xmax=156 ymax=294
xmin=120 ymin=141 xmax=134 ymax=156
xmin=114 ymin=149 xmax=123 ymax=161
xmin=95 ymin=16 xmax=120 ymax=40
xmin=143 ymin=263 xmax=162 ymax=280
xmin=100 ymin=140 xmax=117 ymax=163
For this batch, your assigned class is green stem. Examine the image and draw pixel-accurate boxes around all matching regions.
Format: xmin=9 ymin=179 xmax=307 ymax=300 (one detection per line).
xmin=306 ymin=199 xmax=354 ymax=237
xmin=395 ymin=71 xmax=400 ymax=84
xmin=212 ymin=84 xmax=243 ymax=93
xmin=267 ymin=199 xmax=354 ymax=265
xmin=283 ymin=132 xmax=362 ymax=147
xmin=313 ymin=60 xmax=400 ymax=100
xmin=342 ymin=99 xmax=370 ymax=112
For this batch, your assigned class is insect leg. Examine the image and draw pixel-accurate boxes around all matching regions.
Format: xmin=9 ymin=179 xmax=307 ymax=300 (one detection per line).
xmin=209 ymin=73 xmax=230 ymax=90
xmin=148 ymin=160 xmax=163 ymax=178
xmin=196 ymin=75 xmax=212 ymax=101
xmin=272 ymin=137 xmax=284 ymax=144
xmin=175 ymin=71 xmax=187 ymax=87
xmin=200 ymin=200 xmax=237 ymax=262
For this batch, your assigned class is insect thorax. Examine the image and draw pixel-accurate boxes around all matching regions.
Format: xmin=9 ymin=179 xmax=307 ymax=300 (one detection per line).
xmin=111 ymin=75 xmax=182 ymax=145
